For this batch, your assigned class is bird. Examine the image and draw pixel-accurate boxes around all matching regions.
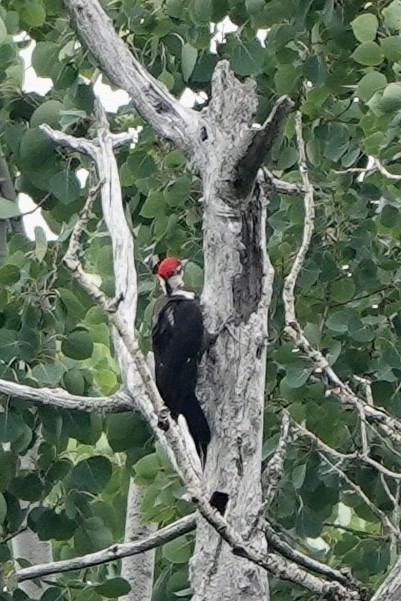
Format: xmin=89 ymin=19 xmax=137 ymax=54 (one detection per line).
xmin=151 ymin=257 xmax=211 ymax=461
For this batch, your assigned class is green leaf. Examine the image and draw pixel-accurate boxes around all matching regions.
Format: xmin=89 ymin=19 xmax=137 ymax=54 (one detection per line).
xmin=74 ymin=516 xmax=113 ymax=554
xmin=158 ymin=70 xmax=175 ymax=91
xmin=0 ymin=492 xmax=6 ymax=524
xmin=62 ymin=330 xmax=93 ymax=360
xmin=140 ymin=191 xmax=164 ymax=219
xmin=181 ymin=43 xmax=197 ymax=82
xmin=58 ymin=288 xmax=86 ymax=320
xmin=10 ymin=473 xmax=42 ymax=502
xmin=164 ymin=175 xmax=192 ymax=207
xmin=0 ymin=17 xmax=7 ymax=43
xmin=383 ymin=0 xmax=401 ymax=31
xmin=330 ymin=278 xmax=356 ymax=303
xmin=189 ymin=0 xmax=212 ymax=25
xmin=34 ymin=226 xmax=47 ymax=262
xmin=63 ymin=368 xmax=85 ymax=395
xmin=351 ymin=42 xmax=384 ymax=66
xmin=62 ymin=412 xmax=102 ymax=445
xmin=0 ymin=196 xmax=21 ymax=219
xmin=303 ymin=323 xmax=321 ymax=345
xmin=357 ymin=71 xmax=387 ymax=102
xmin=32 ymin=508 xmax=76 ymax=541
xmin=381 ymin=36 xmax=401 ymax=61
xmin=348 ymin=317 xmax=374 ymax=343
xmin=134 ymin=453 xmax=161 ymax=480
xmin=32 ymin=362 xmax=65 ymax=386
xmin=246 ymin=0 xmax=265 ymax=15
xmin=106 ymin=412 xmax=149 ymax=452
xmin=381 ymin=205 xmax=399 ymax=227
xmin=284 ymin=367 xmax=310 ymax=388
xmin=166 ymin=0 xmax=183 ymax=17
xmin=379 ymin=83 xmax=401 ymax=112
xmin=20 ymin=128 xmax=55 ymax=170
xmin=94 ymin=578 xmax=131 ymax=598
xmin=326 ymin=309 xmax=358 ymax=333
xmin=0 ymin=264 xmax=20 ymax=284
xmin=31 ymin=41 xmax=58 ymax=77
xmin=164 ymin=150 xmax=186 ymax=169
xmin=94 ymin=370 xmax=118 ymax=395
xmin=21 ymin=2 xmax=46 ymax=27
xmin=0 ymin=450 xmax=16 ymax=491
xmin=123 ymin=151 xmax=157 ymax=183
xmin=40 ymin=588 xmax=67 ymax=601
xmin=68 ymin=456 xmax=112 ymax=494
xmin=274 ymin=64 xmax=301 ymax=95
xmin=49 ymin=171 xmax=81 ymax=204
xmin=296 ymin=506 xmax=322 ymax=538
xmin=351 ymin=14 xmax=378 ymax=42
xmin=0 ymin=329 xmax=20 ymax=361
xmin=162 ymin=535 xmax=192 ymax=563
xmin=184 ymin=262 xmax=203 ymax=292
xmin=292 ymin=464 xmax=306 ymax=489
xmin=0 ymin=411 xmax=25 ymax=442
xmin=31 ymin=100 xmax=63 ymax=128
xmin=231 ymin=41 xmax=265 ymax=76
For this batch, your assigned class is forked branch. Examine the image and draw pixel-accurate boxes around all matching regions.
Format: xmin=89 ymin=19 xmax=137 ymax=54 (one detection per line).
xmin=282 ymin=112 xmax=401 ymax=447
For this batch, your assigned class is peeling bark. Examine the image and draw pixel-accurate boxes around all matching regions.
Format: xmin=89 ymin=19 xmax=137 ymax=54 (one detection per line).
xmin=191 ymin=62 xmax=280 ymax=601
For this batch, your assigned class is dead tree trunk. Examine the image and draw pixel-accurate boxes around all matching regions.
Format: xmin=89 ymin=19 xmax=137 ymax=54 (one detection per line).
xmin=190 ymin=65 xmax=289 ymax=601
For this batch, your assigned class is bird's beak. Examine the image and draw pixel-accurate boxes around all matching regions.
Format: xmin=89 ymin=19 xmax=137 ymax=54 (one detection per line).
xmin=181 ymin=259 xmax=189 ymax=269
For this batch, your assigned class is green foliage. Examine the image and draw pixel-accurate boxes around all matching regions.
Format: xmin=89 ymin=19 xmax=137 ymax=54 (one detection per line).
xmin=1 ymin=0 xmax=401 ymax=598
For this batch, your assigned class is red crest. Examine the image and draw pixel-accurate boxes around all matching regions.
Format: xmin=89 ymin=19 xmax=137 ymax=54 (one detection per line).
xmin=157 ymin=257 xmax=182 ymax=280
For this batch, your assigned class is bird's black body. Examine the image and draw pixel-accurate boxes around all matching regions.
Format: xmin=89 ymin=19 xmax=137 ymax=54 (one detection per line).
xmin=151 ymin=293 xmax=211 ymax=459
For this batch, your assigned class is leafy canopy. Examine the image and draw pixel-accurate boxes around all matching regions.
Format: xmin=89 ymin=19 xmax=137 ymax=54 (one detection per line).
xmin=1 ymin=0 xmax=401 ymax=598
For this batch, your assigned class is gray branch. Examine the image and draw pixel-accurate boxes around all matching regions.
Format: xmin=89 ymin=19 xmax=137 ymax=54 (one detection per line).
xmin=262 ymin=412 xmax=290 ymax=506
xmin=259 ymin=167 xmax=307 ymax=196
xmin=263 ymin=520 xmax=368 ymax=599
xmin=234 ymin=97 xmax=294 ymax=196
xmin=16 ymin=514 xmax=197 ymax=581
xmin=0 ymin=378 xmax=132 ymax=412
xmin=63 ymin=0 xmax=200 ymax=156
xmin=282 ymin=113 xmax=401 ymax=447
xmin=39 ymin=95 xmax=362 ymax=601
xmin=371 ymin=556 xmax=401 ymax=601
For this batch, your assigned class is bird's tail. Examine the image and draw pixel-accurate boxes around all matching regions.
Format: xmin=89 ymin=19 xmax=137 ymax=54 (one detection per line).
xmin=182 ymin=394 xmax=211 ymax=462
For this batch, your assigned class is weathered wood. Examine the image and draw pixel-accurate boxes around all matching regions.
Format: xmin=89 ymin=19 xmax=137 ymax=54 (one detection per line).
xmin=191 ymin=62 xmax=290 ymax=601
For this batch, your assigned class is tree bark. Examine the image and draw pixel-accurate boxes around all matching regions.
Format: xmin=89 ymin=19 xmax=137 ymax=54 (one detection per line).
xmin=190 ymin=63 xmax=276 ymax=601
xmin=120 ymin=482 xmax=156 ymax=601
xmin=371 ymin=556 xmax=401 ymax=601
xmin=12 ymin=443 xmax=54 ymax=599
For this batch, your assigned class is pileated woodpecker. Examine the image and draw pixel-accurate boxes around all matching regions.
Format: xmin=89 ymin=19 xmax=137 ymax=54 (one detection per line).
xmin=152 ymin=257 xmax=211 ymax=460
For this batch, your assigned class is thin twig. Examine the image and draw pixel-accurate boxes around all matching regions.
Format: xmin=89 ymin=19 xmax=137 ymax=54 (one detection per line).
xmin=282 ymin=111 xmax=315 ymax=322
xmin=17 ymin=515 xmax=196 ymax=581
xmin=291 ymin=414 xmax=401 ymax=481
xmin=281 ymin=113 xmax=401 ymax=447
xmin=262 ymin=520 xmax=368 ymax=599
xmin=262 ymin=412 xmax=290 ymax=506
xmin=322 ymin=456 xmax=401 ymax=540
xmin=39 ymin=102 xmax=362 ymax=601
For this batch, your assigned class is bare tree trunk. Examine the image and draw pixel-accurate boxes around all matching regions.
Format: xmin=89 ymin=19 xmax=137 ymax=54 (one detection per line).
xmin=12 ymin=444 xmax=54 ymax=599
xmin=120 ymin=481 xmax=156 ymax=601
xmin=191 ymin=64 xmax=275 ymax=601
